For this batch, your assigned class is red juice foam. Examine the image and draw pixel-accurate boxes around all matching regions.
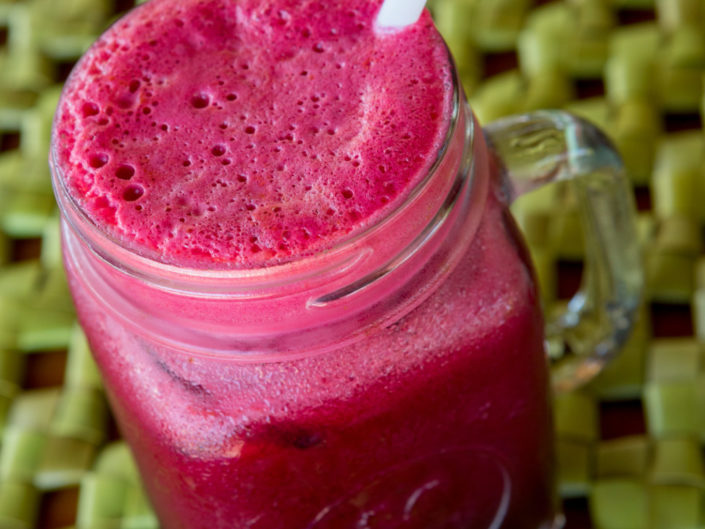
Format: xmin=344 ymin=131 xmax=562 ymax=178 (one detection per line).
xmin=53 ymin=1 xmax=557 ymax=528
xmin=54 ymin=0 xmax=453 ymax=268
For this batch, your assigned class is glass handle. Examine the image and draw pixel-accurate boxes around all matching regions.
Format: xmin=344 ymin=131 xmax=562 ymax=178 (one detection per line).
xmin=483 ymin=110 xmax=643 ymax=393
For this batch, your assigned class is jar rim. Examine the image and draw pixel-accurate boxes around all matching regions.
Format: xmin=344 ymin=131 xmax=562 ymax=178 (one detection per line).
xmin=51 ymin=46 xmax=478 ymax=299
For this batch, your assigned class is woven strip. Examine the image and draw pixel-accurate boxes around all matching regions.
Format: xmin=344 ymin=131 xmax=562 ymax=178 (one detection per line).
xmin=1 ymin=0 xmax=704 ymax=528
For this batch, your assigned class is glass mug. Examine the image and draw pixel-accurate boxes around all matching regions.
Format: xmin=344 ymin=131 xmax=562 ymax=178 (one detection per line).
xmin=51 ymin=12 xmax=642 ymax=529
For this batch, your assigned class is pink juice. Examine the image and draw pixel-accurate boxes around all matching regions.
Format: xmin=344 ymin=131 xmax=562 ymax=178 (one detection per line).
xmin=52 ymin=1 xmax=556 ymax=528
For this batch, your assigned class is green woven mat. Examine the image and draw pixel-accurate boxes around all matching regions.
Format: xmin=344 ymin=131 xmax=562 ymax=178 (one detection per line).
xmin=1 ymin=0 xmax=705 ymax=527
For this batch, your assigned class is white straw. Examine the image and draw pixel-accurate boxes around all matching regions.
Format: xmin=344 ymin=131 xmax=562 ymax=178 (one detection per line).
xmin=375 ymin=0 xmax=427 ymax=30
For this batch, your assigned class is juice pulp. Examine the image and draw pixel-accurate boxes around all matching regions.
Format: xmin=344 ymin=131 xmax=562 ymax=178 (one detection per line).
xmin=53 ymin=1 xmax=556 ymax=527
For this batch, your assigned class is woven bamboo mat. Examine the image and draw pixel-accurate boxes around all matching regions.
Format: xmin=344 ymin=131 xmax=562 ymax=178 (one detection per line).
xmin=0 ymin=0 xmax=704 ymax=527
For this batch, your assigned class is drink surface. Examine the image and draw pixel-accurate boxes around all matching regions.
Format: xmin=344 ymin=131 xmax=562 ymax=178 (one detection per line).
xmin=54 ymin=0 xmax=452 ymax=268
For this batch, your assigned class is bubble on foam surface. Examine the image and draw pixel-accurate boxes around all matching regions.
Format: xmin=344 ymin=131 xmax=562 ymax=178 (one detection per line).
xmin=191 ymin=94 xmax=210 ymax=109
xmin=82 ymin=102 xmax=100 ymax=117
xmin=55 ymin=0 xmax=451 ymax=268
xmin=89 ymin=153 xmax=109 ymax=168
xmin=123 ymin=184 xmax=144 ymax=202
xmin=116 ymin=164 xmax=135 ymax=180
